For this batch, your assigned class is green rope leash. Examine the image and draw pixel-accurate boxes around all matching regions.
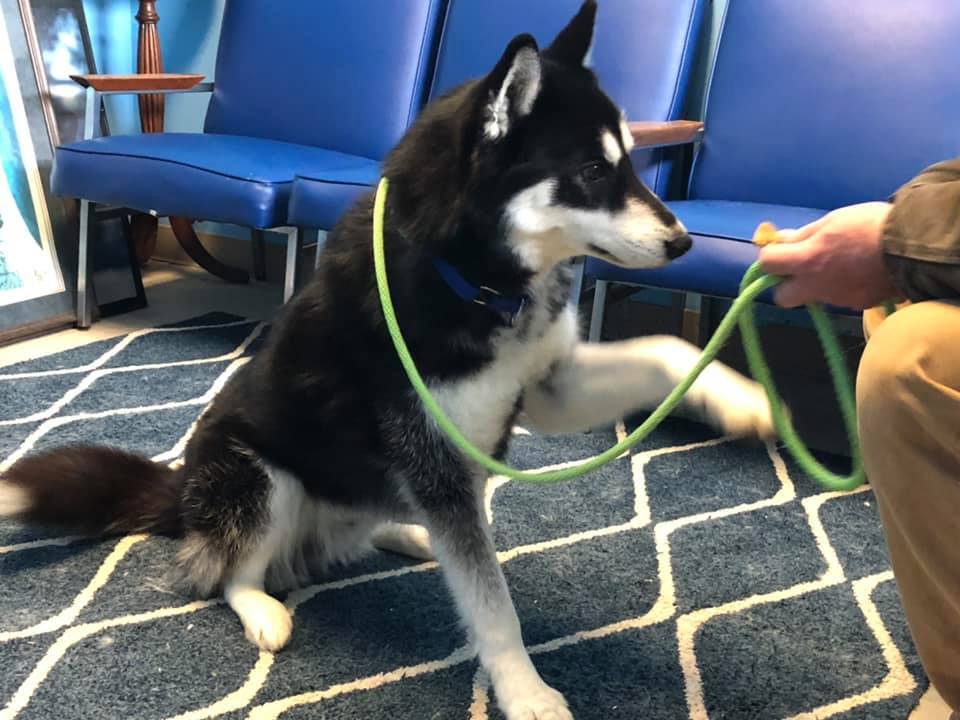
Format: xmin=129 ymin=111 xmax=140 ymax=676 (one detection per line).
xmin=373 ymin=178 xmax=865 ymax=491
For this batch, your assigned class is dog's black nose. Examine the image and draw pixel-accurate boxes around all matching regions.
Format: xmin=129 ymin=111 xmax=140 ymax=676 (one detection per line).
xmin=664 ymin=233 xmax=692 ymax=259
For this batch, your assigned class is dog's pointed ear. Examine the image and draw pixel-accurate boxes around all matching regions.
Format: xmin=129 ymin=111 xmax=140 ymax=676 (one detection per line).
xmin=477 ymin=34 xmax=542 ymax=142
xmin=545 ymin=0 xmax=597 ymax=67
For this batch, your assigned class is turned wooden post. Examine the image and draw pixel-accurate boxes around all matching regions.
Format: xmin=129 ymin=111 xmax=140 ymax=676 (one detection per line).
xmin=130 ymin=1 xmax=162 ymax=263
xmin=130 ymin=1 xmax=249 ymax=282
xmin=136 ymin=1 xmax=164 ymax=133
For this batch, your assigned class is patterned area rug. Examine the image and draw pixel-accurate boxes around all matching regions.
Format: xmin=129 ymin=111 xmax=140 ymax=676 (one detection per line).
xmin=0 ymin=313 xmax=927 ymax=719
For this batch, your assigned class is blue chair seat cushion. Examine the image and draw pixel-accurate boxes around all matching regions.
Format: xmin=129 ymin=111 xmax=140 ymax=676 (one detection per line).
xmin=52 ymin=133 xmax=380 ymax=229
xmin=669 ymin=200 xmax=827 ymax=243
xmin=287 ymin=167 xmax=382 ymax=230
xmin=585 ymin=200 xmax=828 ymax=303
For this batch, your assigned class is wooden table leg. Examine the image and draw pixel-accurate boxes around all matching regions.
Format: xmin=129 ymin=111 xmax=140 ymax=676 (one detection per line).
xmin=136 ymin=1 xmax=164 ymax=133
xmin=131 ymin=1 xmax=161 ymax=265
xmin=133 ymin=1 xmax=249 ymax=284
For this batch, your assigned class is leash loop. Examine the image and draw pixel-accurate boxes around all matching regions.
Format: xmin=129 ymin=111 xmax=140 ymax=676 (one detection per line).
xmin=373 ymin=177 xmax=865 ymax=490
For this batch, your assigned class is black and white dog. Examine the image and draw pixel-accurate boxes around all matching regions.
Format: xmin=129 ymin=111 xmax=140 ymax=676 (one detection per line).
xmin=1 ymin=3 xmax=774 ymax=718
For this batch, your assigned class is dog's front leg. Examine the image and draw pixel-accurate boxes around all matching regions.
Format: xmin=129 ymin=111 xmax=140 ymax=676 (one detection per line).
xmin=523 ymin=335 xmax=775 ymax=439
xmin=416 ymin=476 xmax=571 ymax=720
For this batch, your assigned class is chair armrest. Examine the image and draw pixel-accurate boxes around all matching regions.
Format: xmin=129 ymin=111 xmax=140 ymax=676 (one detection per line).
xmin=73 ymin=74 xmax=212 ymax=141
xmin=629 ymin=120 xmax=704 ymax=149
xmin=70 ymin=73 xmax=209 ymax=94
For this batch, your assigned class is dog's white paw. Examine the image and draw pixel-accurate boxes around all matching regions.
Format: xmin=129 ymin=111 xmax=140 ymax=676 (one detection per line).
xmin=705 ymin=376 xmax=777 ymax=441
xmin=499 ymin=682 xmax=572 ymax=720
xmin=234 ymin=592 xmax=293 ymax=652
xmin=372 ymin=522 xmax=433 ymax=561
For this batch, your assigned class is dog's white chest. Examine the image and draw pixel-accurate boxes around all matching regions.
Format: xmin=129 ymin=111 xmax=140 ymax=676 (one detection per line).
xmin=430 ymin=307 xmax=576 ymax=454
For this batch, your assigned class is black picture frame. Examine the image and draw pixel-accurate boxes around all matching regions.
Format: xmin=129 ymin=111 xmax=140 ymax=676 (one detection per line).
xmin=89 ymin=207 xmax=146 ymax=318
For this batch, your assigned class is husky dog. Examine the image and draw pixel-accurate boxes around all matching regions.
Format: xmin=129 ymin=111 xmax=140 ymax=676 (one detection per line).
xmin=1 ymin=3 xmax=775 ymax=718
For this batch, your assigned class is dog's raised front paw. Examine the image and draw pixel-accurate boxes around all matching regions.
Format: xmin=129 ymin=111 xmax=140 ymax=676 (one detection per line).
xmin=706 ymin=376 xmax=778 ymax=441
xmin=499 ymin=682 xmax=573 ymax=720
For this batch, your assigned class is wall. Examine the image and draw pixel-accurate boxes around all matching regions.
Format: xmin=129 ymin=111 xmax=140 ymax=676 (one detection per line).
xmin=150 ymin=0 xmax=224 ymax=132
xmin=84 ymin=0 xmax=730 ymax=133
xmin=82 ymin=0 xmax=223 ymax=134
xmin=81 ymin=0 xmax=136 ymax=135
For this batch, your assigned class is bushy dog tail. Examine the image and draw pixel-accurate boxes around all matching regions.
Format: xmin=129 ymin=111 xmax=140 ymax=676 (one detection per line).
xmin=0 ymin=446 xmax=182 ymax=536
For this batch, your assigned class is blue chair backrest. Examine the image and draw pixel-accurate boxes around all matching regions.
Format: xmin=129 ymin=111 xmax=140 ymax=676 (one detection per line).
xmin=689 ymin=0 xmax=960 ymax=209
xmin=428 ymin=0 xmax=706 ymax=196
xmin=204 ymin=0 xmax=446 ymax=161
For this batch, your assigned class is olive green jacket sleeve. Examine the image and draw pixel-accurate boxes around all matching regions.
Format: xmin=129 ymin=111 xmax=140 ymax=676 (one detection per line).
xmin=882 ymin=158 xmax=960 ymax=301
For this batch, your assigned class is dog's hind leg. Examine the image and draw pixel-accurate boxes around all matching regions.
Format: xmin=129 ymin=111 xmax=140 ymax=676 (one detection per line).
xmin=180 ymin=445 xmax=298 ymax=652
xmin=224 ymin=540 xmax=293 ymax=652
xmin=372 ymin=522 xmax=433 ymax=560
xmin=222 ymin=464 xmax=305 ymax=652
xmin=225 ymin=562 xmax=293 ymax=652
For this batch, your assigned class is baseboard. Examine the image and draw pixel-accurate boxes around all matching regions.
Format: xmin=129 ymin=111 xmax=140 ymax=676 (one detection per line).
xmin=0 ymin=313 xmax=76 ymax=348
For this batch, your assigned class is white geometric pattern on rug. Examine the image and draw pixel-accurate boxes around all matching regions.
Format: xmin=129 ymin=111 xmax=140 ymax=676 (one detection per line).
xmin=0 ymin=316 xmax=924 ymax=719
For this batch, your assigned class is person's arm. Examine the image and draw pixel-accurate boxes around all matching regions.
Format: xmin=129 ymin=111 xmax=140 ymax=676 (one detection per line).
xmin=882 ymin=158 xmax=960 ymax=301
xmin=758 ymin=158 xmax=960 ymax=309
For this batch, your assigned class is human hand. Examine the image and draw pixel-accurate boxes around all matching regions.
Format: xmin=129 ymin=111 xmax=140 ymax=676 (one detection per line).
xmin=758 ymin=202 xmax=899 ymax=309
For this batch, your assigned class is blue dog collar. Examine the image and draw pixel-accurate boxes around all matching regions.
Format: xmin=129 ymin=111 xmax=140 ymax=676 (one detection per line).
xmin=432 ymin=257 xmax=529 ymax=326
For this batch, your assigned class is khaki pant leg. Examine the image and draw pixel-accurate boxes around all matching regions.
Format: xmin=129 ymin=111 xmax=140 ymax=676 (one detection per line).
xmin=857 ymin=300 xmax=960 ymax=712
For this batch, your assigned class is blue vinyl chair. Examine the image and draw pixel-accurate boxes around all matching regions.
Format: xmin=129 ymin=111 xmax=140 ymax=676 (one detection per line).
xmin=584 ymin=0 xmax=960 ymax=341
xmin=426 ymin=0 xmax=706 ymax=198
xmin=52 ymin=0 xmax=445 ymax=326
xmin=288 ymin=0 xmax=708 ymax=293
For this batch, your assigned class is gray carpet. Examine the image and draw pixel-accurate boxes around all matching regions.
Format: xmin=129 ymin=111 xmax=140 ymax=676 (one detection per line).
xmin=0 ymin=313 xmax=928 ymax=719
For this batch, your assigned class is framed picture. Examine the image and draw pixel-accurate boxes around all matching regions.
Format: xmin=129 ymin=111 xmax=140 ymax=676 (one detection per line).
xmin=17 ymin=0 xmax=107 ymax=147
xmin=0 ymin=2 xmax=75 ymax=345
xmin=13 ymin=0 xmax=146 ymax=331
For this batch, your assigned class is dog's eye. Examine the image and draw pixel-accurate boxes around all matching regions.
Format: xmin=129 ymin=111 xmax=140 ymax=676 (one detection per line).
xmin=579 ymin=161 xmax=606 ymax=183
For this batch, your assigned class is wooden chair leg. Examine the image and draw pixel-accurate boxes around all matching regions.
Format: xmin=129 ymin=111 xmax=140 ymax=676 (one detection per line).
xmin=169 ymin=217 xmax=249 ymax=284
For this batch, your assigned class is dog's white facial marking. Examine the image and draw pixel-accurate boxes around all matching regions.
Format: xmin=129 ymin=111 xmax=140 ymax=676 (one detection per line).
xmin=504 ymin=180 xmax=582 ymax=270
xmin=484 ymin=47 xmax=541 ymax=140
xmin=0 ymin=481 xmax=28 ymax=516
xmin=601 ymin=129 xmax=622 ymax=166
xmin=619 ymin=197 xmax=675 ymax=241
xmin=581 ymin=197 xmax=677 ymax=267
xmin=506 ymin=179 xmax=557 ymax=236
xmin=505 ymin=179 xmax=676 ymax=271
xmin=619 ymin=116 xmax=635 ymax=152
